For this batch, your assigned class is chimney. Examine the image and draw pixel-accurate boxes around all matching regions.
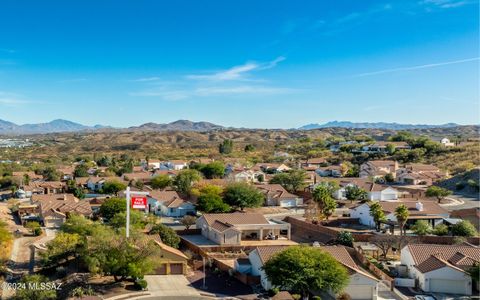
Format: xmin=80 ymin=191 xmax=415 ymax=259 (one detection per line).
xmin=416 ymin=202 xmax=424 ymax=211
xmin=63 ymin=194 xmax=67 ymax=201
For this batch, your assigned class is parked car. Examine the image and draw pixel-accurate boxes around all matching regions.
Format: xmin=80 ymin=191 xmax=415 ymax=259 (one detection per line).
xmin=414 ymin=296 xmax=436 ymax=300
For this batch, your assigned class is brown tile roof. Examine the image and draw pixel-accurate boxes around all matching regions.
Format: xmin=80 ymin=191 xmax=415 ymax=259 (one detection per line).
xmin=211 ymin=220 xmax=235 ymax=232
xmin=123 ymin=172 xmax=153 ymax=181
xmin=306 ymin=158 xmax=327 ymax=164
xmin=366 ymin=160 xmax=397 ymax=168
xmin=451 ymin=208 xmax=480 ymax=219
xmin=255 ymin=184 xmax=299 ymax=199
xmin=404 ymin=164 xmax=440 ymax=172
xmin=149 ymin=190 xmax=188 ymax=208
xmin=202 ymin=212 xmax=270 ymax=227
xmin=406 ymin=244 xmax=480 ymax=273
xmin=317 ymin=177 xmax=394 ymax=192
xmin=34 ymin=193 xmax=92 ymax=217
xmin=255 ymin=245 xmax=290 ymax=264
xmin=12 ymin=171 xmax=43 ymax=180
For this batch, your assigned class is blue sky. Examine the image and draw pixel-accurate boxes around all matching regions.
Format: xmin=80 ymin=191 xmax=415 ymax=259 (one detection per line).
xmin=0 ymin=0 xmax=478 ymax=128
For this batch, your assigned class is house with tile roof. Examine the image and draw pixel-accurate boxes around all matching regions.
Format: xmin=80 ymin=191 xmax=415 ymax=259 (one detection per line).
xmin=27 ymin=193 xmax=92 ymax=228
xmin=242 ymin=245 xmax=379 ymax=299
xmin=255 ymin=184 xmax=303 ymax=207
xmin=196 ymin=213 xmax=291 ymax=245
xmin=396 ymin=163 xmax=446 ymax=185
xmin=401 ymin=244 xmax=479 ymax=295
xmin=350 ymin=200 xmax=449 ymax=229
xmin=148 ymin=190 xmax=195 ymax=217
xmin=359 ymin=160 xmax=398 ymax=179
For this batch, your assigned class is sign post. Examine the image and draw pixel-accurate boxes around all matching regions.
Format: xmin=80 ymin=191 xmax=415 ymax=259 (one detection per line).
xmin=124 ymin=186 xmax=149 ymax=238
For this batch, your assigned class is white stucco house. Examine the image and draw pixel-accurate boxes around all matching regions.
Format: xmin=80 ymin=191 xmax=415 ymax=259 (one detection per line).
xmin=242 ymin=245 xmax=379 ymax=299
xmin=440 ymin=138 xmax=455 ymax=147
xmin=400 ymin=244 xmax=479 ymax=295
xmin=197 ymin=213 xmax=291 ymax=246
xmin=233 ymin=170 xmax=265 ymax=183
xmin=350 ymin=201 xmax=449 ymax=228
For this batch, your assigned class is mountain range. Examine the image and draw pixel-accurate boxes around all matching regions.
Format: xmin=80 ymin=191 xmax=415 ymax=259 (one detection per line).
xmin=299 ymin=121 xmax=460 ymax=130
xmin=0 ymin=118 xmax=467 ymax=135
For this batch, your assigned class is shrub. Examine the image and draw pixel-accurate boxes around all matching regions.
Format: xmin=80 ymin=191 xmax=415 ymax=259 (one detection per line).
xmin=134 ymin=278 xmax=148 ymax=290
xmin=432 ymin=224 xmax=449 ymax=236
xmin=452 ymin=220 xmax=478 ymax=237
xmin=337 ymin=293 xmax=352 ymax=300
xmin=268 ymin=287 xmax=279 ymax=296
xmin=455 ymin=182 xmax=466 ymax=190
xmin=336 ymin=231 xmax=354 ymax=247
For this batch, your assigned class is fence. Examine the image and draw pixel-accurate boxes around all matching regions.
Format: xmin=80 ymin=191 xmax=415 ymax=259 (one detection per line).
xmin=285 ymin=216 xmax=480 ymax=245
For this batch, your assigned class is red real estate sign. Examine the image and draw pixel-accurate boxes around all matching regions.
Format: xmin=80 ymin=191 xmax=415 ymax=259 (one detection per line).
xmin=131 ymin=196 xmax=147 ymax=209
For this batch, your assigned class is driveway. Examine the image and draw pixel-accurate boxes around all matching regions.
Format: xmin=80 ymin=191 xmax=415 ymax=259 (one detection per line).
xmin=144 ymin=275 xmax=200 ymax=297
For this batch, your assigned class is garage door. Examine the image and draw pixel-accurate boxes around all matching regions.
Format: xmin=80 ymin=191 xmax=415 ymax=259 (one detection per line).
xmin=344 ymin=285 xmax=373 ymax=300
xmin=429 ymin=279 xmax=466 ymax=294
xmin=170 ymin=263 xmax=184 ymax=275
xmin=154 ymin=264 xmax=167 ymax=275
xmin=281 ymin=199 xmax=296 ymax=207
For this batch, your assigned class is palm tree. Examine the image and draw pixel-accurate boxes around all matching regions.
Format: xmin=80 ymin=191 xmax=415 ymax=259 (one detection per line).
xmin=395 ymin=204 xmax=409 ymax=236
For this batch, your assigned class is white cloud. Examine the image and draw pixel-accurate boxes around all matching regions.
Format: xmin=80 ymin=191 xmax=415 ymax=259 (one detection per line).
xmin=352 ymin=57 xmax=479 ymax=77
xmin=195 ymin=85 xmax=295 ymax=96
xmin=420 ymin=0 xmax=472 ymax=8
xmin=186 ymin=56 xmax=286 ymax=81
xmin=131 ymin=77 xmax=162 ymax=82
xmin=0 ymin=97 xmax=30 ymax=106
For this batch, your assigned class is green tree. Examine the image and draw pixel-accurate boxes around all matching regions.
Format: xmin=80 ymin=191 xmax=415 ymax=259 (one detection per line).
xmin=41 ymin=232 xmax=82 ymax=267
xmin=451 ymin=220 xmax=478 ymax=237
xmin=99 ymin=198 xmax=126 ymax=222
xmin=14 ymin=274 xmax=57 ymax=300
xmin=25 ymin=221 xmax=42 ymax=236
xmin=244 ymin=144 xmax=256 ymax=152
xmin=74 ymin=164 xmax=89 ymax=177
xmin=336 ymin=231 xmax=354 ymax=247
xmin=199 ymin=161 xmax=225 ymax=179
xmin=426 ymin=186 xmax=452 ymax=203
xmin=394 ymin=204 xmax=409 ymax=236
xmin=173 ymin=169 xmax=202 ymax=194
xmin=219 ymin=139 xmax=234 ymax=154
xmin=385 ymin=143 xmax=396 ymax=155
xmin=224 ymin=182 xmax=264 ymax=210
xmin=263 ymin=246 xmax=349 ymax=298
xmin=270 ymin=169 xmax=307 ymax=192
xmin=312 ymin=185 xmax=337 ymax=220
xmin=151 ymin=174 xmax=173 ymax=190
xmin=432 ymin=224 xmax=449 ymax=236
xmin=345 ymin=185 xmax=368 ymax=203
xmin=369 ymin=202 xmax=386 ymax=231
xmin=149 ymin=224 xmax=180 ymax=248
xmin=384 ymin=173 xmax=395 ymax=183
xmin=41 ymin=166 xmax=61 ymax=181
xmin=197 ymin=192 xmax=231 ymax=213
xmin=84 ymin=229 xmax=160 ymax=282
xmin=411 ymin=220 xmax=432 ymax=236
xmin=180 ymin=215 xmax=197 ymax=230
xmin=109 ymin=210 xmax=145 ymax=229
xmin=101 ymin=180 xmax=127 ymax=195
